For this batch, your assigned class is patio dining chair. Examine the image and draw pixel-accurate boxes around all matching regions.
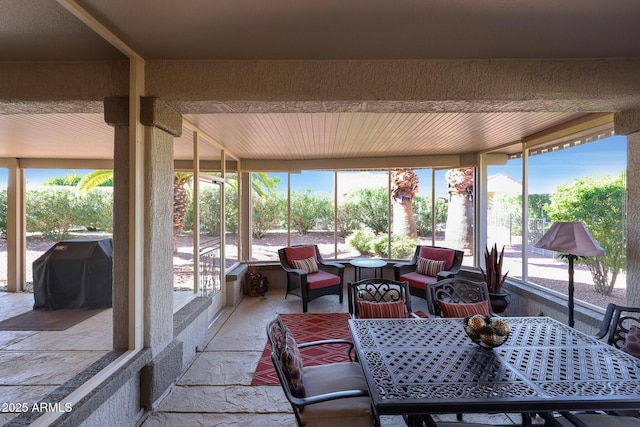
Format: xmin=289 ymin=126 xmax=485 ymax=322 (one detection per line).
xmin=266 ymin=314 xmax=379 ymax=427
xmin=594 ymin=303 xmax=640 ymax=350
xmin=425 ymin=277 xmax=495 ymax=318
xmin=537 ymin=304 xmax=640 ymax=427
xmin=347 ymin=278 xmax=417 ymax=319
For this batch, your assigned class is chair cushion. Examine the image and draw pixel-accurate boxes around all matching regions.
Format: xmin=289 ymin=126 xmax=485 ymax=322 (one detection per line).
xmin=417 ymin=257 xmax=446 ymax=277
xmin=285 ymin=245 xmax=316 ymax=262
xmin=306 ymin=270 xmax=341 ymax=290
xmin=301 ymin=362 xmax=374 ymax=427
xmin=622 ymin=325 xmax=640 ymax=359
xmin=291 ymin=256 xmax=319 ymax=273
xmin=556 ymin=413 xmax=640 ymax=427
xmin=439 ymin=300 xmax=490 ymax=318
xmin=356 ymin=300 xmax=406 ymax=318
xmin=400 ymin=271 xmax=439 ymax=289
xmin=279 ymin=327 xmax=306 ymax=398
xmin=419 ymin=246 xmax=456 ymax=270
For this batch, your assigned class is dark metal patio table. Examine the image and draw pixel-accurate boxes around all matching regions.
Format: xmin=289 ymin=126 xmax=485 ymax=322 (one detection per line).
xmin=348 ymin=317 xmax=640 ymax=426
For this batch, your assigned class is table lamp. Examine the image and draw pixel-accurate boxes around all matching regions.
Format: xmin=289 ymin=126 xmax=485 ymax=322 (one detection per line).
xmin=533 ymin=221 xmax=604 ymax=327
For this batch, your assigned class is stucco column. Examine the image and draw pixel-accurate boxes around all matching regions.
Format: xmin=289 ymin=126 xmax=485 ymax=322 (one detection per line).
xmin=614 ymin=107 xmax=640 ymax=307
xmin=137 ymin=97 xmax=185 ymax=409
xmin=104 ymin=97 xmax=131 ymax=349
xmin=140 ymin=97 xmax=182 ymax=350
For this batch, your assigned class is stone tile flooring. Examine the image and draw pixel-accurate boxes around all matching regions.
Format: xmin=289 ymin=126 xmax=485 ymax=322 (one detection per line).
xmin=141 ymin=289 xmax=541 ymax=427
xmin=0 ymin=290 xmax=193 ymax=426
xmin=0 ymin=287 xmax=548 ymax=426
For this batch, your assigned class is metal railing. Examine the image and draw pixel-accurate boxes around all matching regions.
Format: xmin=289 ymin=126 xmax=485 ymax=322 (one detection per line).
xmin=199 ymin=239 xmax=221 ymax=297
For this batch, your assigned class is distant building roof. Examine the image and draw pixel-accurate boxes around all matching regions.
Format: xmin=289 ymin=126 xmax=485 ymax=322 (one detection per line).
xmin=488 ymin=173 xmax=521 ymax=194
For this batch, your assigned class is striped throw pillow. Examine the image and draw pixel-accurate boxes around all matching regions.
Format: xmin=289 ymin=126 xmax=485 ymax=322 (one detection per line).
xmin=291 ymin=256 xmax=319 ymax=273
xmin=438 ymin=300 xmax=490 ymax=318
xmin=417 ymin=257 xmax=446 ymax=277
xmin=356 ymin=300 xmax=406 ymax=318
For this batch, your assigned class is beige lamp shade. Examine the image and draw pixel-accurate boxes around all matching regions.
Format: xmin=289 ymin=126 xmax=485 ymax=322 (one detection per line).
xmin=534 ymin=221 xmax=604 ymax=257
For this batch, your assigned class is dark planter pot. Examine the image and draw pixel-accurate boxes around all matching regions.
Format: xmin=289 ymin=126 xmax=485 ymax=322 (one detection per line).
xmin=247 ymin=272 xmax=269 ymax=297
xmin=489 ymin=292 xmax=509 ymax=314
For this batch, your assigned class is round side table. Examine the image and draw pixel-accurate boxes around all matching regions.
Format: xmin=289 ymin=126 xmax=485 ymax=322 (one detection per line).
xmin=350 ymin=257 xmax=387 ymax=281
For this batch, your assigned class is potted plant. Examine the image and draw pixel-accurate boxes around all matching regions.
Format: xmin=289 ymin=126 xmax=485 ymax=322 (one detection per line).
xmin=480 ymin=243 xmax=509 ymax=313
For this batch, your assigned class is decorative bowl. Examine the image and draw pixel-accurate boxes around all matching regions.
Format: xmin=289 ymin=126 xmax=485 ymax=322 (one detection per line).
xmin=463 ymin=315 xmax=510 ymax=349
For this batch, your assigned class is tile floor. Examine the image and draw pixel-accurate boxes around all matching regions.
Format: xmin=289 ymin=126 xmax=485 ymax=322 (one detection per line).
xmin=0 ymin=287 xmax=546 ymax=426
xmin=0 ymin=290 xmax=193 ymax=426
xmin=141 ymin=289 xmax=539 ymax=427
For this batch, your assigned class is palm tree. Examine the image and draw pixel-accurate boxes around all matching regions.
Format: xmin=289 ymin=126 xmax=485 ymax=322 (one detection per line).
xmin=445 ymin=167 xmax=474 ymax=255
xmin=391 ymin=169 xmax=418 ymax=237
xmin=79 ymin=170 xmax=279 ymax=251
xmin=79 ymin=170 xmax=194 ymax=252
xmin=172 ymin=172 xmax=194 ymax=250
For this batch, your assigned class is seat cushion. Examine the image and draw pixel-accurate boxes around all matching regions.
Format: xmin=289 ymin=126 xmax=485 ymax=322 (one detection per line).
xmin=417 ymin=257 xmax=446 ymax=276
xmin=301 ymin=362 xmax=374 ymax=427
xmin=306 ymin=270 xmax=341 ymax=290
xmin=400 ymin=271 xmax=439 ymax=290
xmin=556 ymin=413 xmax=640 ymax=427
xmin=439 ymin=300 xmax=490 ymax=318
xmin=419 ymin=246 xmax=456 ymax=270
xmin=279 ymin=328 xmax=306 ymax=397
xmin=622 ymin=325 xmax=640 ymax=359
xmin=291 ymin=256 xmax=319 ymax=273
xmin=356 ymin=300 xmax=406 ymax=318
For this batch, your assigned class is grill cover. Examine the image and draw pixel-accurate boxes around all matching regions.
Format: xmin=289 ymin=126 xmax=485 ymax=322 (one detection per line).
xmin=32 ymin=238 xmax=113 ymax=310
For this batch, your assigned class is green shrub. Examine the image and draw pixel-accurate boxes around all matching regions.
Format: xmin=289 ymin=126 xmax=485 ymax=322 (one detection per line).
xmin=199 ymin=186 xmax=221 ymax=236
xmin=26 ymin=187 xmax=77 ymax=240
xmin=337 ymin=201 xmax=362 ymax=237
xmin=253 ymin=193 xmax=286 ymax=238
xmin=347 ymin=229 xmax=418 ymax=259
xmin=76 ymin=188 xmax=113 ymax=231
xmin=354 ymin=187 xmax=388 ymax=234
xmin=0 ymin=190 xmax=6 ymax=237
xmin=371 ymin=234 xmax=418 ymax=258
xmin=346 ymin=229 xmax=376 ymax=256
xmin=291 ymin=190 xmax=332 ymax=234
xmin=413 ymin=196 xmax=448 ymax=237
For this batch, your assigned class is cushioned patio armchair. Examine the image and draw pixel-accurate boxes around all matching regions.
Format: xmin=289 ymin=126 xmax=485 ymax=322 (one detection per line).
xmin=393 ymin=245 xmax=464 ymax=300
xmin=279 ymin=245 xmax=344 ymax=312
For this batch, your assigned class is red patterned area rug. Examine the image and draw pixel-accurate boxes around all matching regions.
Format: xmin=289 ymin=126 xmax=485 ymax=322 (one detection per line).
xmin=251 ymin=312 xmax=352 ymax=385
xmin=251 ymin=311 xmax=428 ymax=385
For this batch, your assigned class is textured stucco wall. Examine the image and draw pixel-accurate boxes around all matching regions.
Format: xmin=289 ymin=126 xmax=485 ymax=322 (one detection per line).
xmin=144 ymin=59 xmax=640 ymax=114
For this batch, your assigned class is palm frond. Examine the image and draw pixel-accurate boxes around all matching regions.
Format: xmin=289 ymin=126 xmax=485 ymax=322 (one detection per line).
xmin=77 ymin=170 xmax=114 ymax=196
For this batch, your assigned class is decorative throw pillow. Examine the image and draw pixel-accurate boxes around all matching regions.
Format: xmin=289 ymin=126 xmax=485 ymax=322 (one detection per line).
xmin=356 ymin=300 xmax=407 ymax=318
xmin=417 ymin=257 xmax=446 ymax=277
xmin=291 ymin=256 xmax=319 ymax=274
xmin=621 ymin=325 xmax=640 ymax=359
xmin=279 ymin=327 xmax=306 ymax=398
xmin=438 ymin=300 xmax=490 ymax=318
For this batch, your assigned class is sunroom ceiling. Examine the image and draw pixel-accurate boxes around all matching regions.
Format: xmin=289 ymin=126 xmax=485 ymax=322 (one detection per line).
xmin=176 ymin=111 xmax=588 ymax=162
xmin=2 ymin=0 xmax=639 ymax=166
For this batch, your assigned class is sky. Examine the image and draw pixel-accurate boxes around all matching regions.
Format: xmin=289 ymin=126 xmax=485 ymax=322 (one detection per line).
xmin=494 ymin=135 xmax=626 ymax=194
xmin=0 ymin=135 xmax=627 ymax=194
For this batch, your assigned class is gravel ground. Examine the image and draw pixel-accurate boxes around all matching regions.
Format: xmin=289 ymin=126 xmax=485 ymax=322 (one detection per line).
xmin=0 ymin=232 xmax=626 ymax=310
